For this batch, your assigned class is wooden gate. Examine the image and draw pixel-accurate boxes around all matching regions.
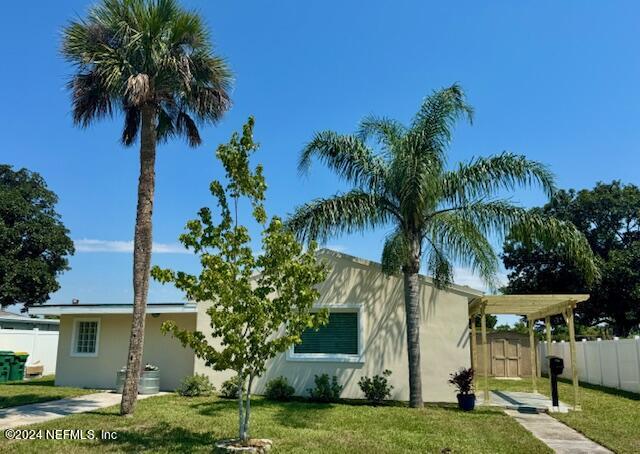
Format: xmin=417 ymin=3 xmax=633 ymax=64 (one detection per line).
xmin=474 ymin=332 xmax=532 ymax=377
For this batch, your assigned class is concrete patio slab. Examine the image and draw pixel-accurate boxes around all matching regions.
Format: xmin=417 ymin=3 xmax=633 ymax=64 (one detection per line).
xmin=479 ymin=390 xmax=570 ymax=413
xmin=0 ymin=392 xmax=166 ymax=429
xmin=505 ymin=409 xmax=612 ymax=454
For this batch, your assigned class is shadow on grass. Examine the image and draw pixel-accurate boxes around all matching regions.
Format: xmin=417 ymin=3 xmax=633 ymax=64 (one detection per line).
xmin=558 ymin=377 xmax=640 ymax=401
xmin=96 ymin=421 xmax=219 ymax=452
xmin=0 ymin=394 xmax=71 ymax=409
xmin=2 ymin=378 xmax=55 ymax=387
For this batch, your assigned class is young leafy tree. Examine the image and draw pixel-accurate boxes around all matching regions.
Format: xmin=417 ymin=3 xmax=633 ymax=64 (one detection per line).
xmin=0 ymin=165 xmax=74 ymax=309
xmin=288 ymin=84 xmax=598 ymax=408
xmin=61 ymin=0 xmax=232 ymax=415
xmin=152 ymin=117 xmax=328 ymax=444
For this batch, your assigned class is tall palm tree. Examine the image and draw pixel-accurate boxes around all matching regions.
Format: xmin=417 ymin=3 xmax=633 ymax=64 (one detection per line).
xmin=288 ymin=84 xmax=597 ymax=408
xmin=62 ymin=0 xmax=232 ymax=415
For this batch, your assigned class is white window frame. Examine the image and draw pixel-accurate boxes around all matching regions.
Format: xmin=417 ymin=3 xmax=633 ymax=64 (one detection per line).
xmin=286 ymin=304 xmax=364 ymax=363
xmin=70 ymin=318 xmax=101 ymax=357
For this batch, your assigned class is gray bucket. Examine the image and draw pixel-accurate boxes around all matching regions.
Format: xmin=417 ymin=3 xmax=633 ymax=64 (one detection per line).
xmin=115 ymin=369 xmax=160 ymax=394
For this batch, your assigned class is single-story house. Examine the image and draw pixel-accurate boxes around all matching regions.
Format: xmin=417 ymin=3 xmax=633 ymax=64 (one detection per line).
xmin=30 ymin=249 xmax=482 ymax=402
xmin=0 ymin=310 xmax=59 ymax=331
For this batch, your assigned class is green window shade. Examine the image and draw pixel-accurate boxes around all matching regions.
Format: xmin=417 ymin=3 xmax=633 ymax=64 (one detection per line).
xmin=295 ymin=312 xmax=358 ymax=354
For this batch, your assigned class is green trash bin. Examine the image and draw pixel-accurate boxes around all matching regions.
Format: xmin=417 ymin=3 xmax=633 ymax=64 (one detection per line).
xmin=8 ymin=352 xmax=29 ymax=381
xmin=0 ymin=351 xmax=13 ymax=383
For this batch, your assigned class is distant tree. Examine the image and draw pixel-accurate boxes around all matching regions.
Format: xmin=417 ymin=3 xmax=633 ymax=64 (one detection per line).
xmin=494 ymin=322 xmax=528 ymax=335
xmin=0 ymin=165 xmax=74 ymax=309
xmin=152 ymin=118 xmax=328 ymax=445
xmin=62 ymin=0 xmax=232 ymax=415
xmin=503 ymin=181 xmax=640 ymax=336
xmin=474 ymin=314 xmax=497 ymax=329
xmin=288 ymin=84 xmax=598 ymax=407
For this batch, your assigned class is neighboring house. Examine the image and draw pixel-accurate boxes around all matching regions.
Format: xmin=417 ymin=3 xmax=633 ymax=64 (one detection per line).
xmin=30 ymin=249 xmax=482 ymax=401
xmin=0 ymin=310 xmax=60 ymax=374
xmin=0 ymin=310 xmax=59 ymax=331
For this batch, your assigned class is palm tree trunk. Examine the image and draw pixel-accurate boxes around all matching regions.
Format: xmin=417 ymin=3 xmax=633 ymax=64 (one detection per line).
xmin=403 ymin=247 xmax=423 ymax=408
xmin=120 ymin=105 xmax=157 ymax=416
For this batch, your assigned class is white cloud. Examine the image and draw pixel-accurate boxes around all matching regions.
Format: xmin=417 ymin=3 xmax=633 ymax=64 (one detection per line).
xmin=453 ymin=267 xmax=507 ymax=293
xmin=74 ymin=239 xmax=189 ymax=254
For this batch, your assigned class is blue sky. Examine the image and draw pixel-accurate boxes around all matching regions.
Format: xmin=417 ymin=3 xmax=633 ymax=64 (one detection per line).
xmin=2 ymin=1 xmax=639 ymax=323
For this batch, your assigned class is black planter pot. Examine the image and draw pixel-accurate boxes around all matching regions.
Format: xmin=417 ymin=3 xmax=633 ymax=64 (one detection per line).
xmin=457 ymin=393 xmax=476 ymax=411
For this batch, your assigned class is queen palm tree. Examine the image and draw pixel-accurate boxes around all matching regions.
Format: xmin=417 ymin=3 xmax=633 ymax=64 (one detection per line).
xmin=288 ymin=84 xmax=597 ymax=408
xmin=62 ymin=0 xmax=232 ymax=415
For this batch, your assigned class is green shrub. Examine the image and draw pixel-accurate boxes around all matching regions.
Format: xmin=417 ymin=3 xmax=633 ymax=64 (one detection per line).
xmin=307 ymin=374 xmax=343 ymax=402
xmin=358 ymin=370 xmax=393 ymax=404
xmin=177 ymin=374 xmax=215 ymax=397
xmin=220 ymin=378 xmax=243 ymax=399
xmin=265 ymin=376 xmax=295 ymax=401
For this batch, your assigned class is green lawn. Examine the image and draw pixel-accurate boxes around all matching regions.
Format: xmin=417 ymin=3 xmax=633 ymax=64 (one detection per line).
xmin=0 ymin=393 xmax=551 ymax=453
xmin=488 ymin=376 xmax=640 ymax=454
xmin=0 ymin=376 xmax=94 ymax=409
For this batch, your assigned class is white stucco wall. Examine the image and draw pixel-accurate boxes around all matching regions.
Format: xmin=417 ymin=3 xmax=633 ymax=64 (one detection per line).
xmin=55 ymin=313 xmax=196 ymax=391
xmin=195 ymin=251 xmax=478 ymax=403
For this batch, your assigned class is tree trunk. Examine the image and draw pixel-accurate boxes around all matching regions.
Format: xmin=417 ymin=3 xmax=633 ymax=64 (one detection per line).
xmin=403 ymin=247 xmax=423 ymax=408
xmin=237 ymin=373 xmax=245 ymax=442
xmin=120 ymin=105 xmax=157 ymax=416
xmin=242 ymin=375 xmax=254 ymax=443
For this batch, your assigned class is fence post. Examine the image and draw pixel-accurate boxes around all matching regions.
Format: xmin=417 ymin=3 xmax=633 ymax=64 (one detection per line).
xmin=31 ymin=328 xmax=40 ymax=365
xmin=635 ymin=336 xmax=640 ymax=394
xmin=597 ymin=338 xmax=604 ymax=386
xmin=612 ymin=337 xmax=622 ymax=389
xmin=581 ymin=339 xmax=588 ymax=382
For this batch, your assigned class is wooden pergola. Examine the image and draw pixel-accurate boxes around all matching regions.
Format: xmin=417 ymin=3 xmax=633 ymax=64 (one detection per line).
xmin=468 ymin=294 xmax=590 ymax=410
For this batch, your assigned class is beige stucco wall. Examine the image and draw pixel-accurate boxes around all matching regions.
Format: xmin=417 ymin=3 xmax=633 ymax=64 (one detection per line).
xmin=55 ymin=313 xmax=196 ymax=391
xmin=194 ymin=251 xmax=477 ymax=403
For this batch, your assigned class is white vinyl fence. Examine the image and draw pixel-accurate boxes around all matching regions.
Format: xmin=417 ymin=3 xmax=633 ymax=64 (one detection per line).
xmin=539 ymin=337 xmax=640 ymax=393
xmin=0 ymin=328 xmax=59 ymax=375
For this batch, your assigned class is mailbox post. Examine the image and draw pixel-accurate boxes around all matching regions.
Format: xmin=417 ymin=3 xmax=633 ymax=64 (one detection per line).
xmin=547 ymin=355 xmax=564 ymax=410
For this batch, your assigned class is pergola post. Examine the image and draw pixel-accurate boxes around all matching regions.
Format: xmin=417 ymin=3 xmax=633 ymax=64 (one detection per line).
xmin=545 ymin=316 xmax=552 ymax=393
xmin=566 ymin=305 xmax=581 ymax=410
xmin=481 ymin=305 xmax=489 ymax=402
xmin=545 ymin=316 xmax=552 ymax=356
xmin=528 ymin=318 xmax=537 ymax=393
xmin=470 ymin=318 xmax=477 ymax=391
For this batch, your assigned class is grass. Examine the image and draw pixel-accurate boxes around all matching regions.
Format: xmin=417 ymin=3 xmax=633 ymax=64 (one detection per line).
xmin=0 ymin=393 xmax=551 ymax=453
xmin=0 ymin=376 xmax=94 ymax=409
xmin=487 ymin=376 xmax=640 ymax=454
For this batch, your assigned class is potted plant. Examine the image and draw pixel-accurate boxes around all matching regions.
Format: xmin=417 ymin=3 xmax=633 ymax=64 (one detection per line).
xmin=449 ymin=367 xmax=475 ymax=411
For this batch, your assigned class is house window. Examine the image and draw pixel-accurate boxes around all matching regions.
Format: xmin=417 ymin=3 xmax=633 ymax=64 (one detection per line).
xmin=71 ymin=319 xmax=100 ymax=357
xmin=288 ymin=307 xmax=363 ymax=363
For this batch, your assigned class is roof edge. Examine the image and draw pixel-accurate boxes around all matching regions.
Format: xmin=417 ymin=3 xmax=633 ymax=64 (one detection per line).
xmin=317 ymin=248 xmax=484 ymax=298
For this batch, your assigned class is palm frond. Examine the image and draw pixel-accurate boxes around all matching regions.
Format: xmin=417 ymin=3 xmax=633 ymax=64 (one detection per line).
xmin=298 ymin=131 xmax=388 ymax=190
xmin=425 ymin=213 xmax=500 ymax=289
xmin=381 ymin=229 xmax=409 ymax=275
xmin=424 ymin=244 xmax=454 ymax=289
xmin=121 ymin=105 xmax=140 ymax=145
xmin=287 ymin=190 xmax=393 ymax=244
xmin=409 ymin=84 xmax=473 ymax=161
xmin=68 ymin=72 xmax=114 ymax=127
xmin=442 ymin=153 xmax=556 ymax=204
xmin=509 ymin=213 xmax=600 ymax=284
xmin=357 ymin=115 xmax=406 ymax=151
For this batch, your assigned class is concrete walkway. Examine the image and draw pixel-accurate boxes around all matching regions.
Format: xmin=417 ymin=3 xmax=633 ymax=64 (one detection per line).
xmin=505 ymin=409 xmax=612 ymax=454
xmin=480 ymin=390 xmax=570 ymax=413
xmin=0 ymin=392 xmax=164 ymax=429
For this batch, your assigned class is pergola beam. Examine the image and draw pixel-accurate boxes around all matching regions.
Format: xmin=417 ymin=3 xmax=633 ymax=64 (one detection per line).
xmin=468 ymin=294 xmax=589 ymax=412
xmin=527 ymin=300 xmax=577 ymax=321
